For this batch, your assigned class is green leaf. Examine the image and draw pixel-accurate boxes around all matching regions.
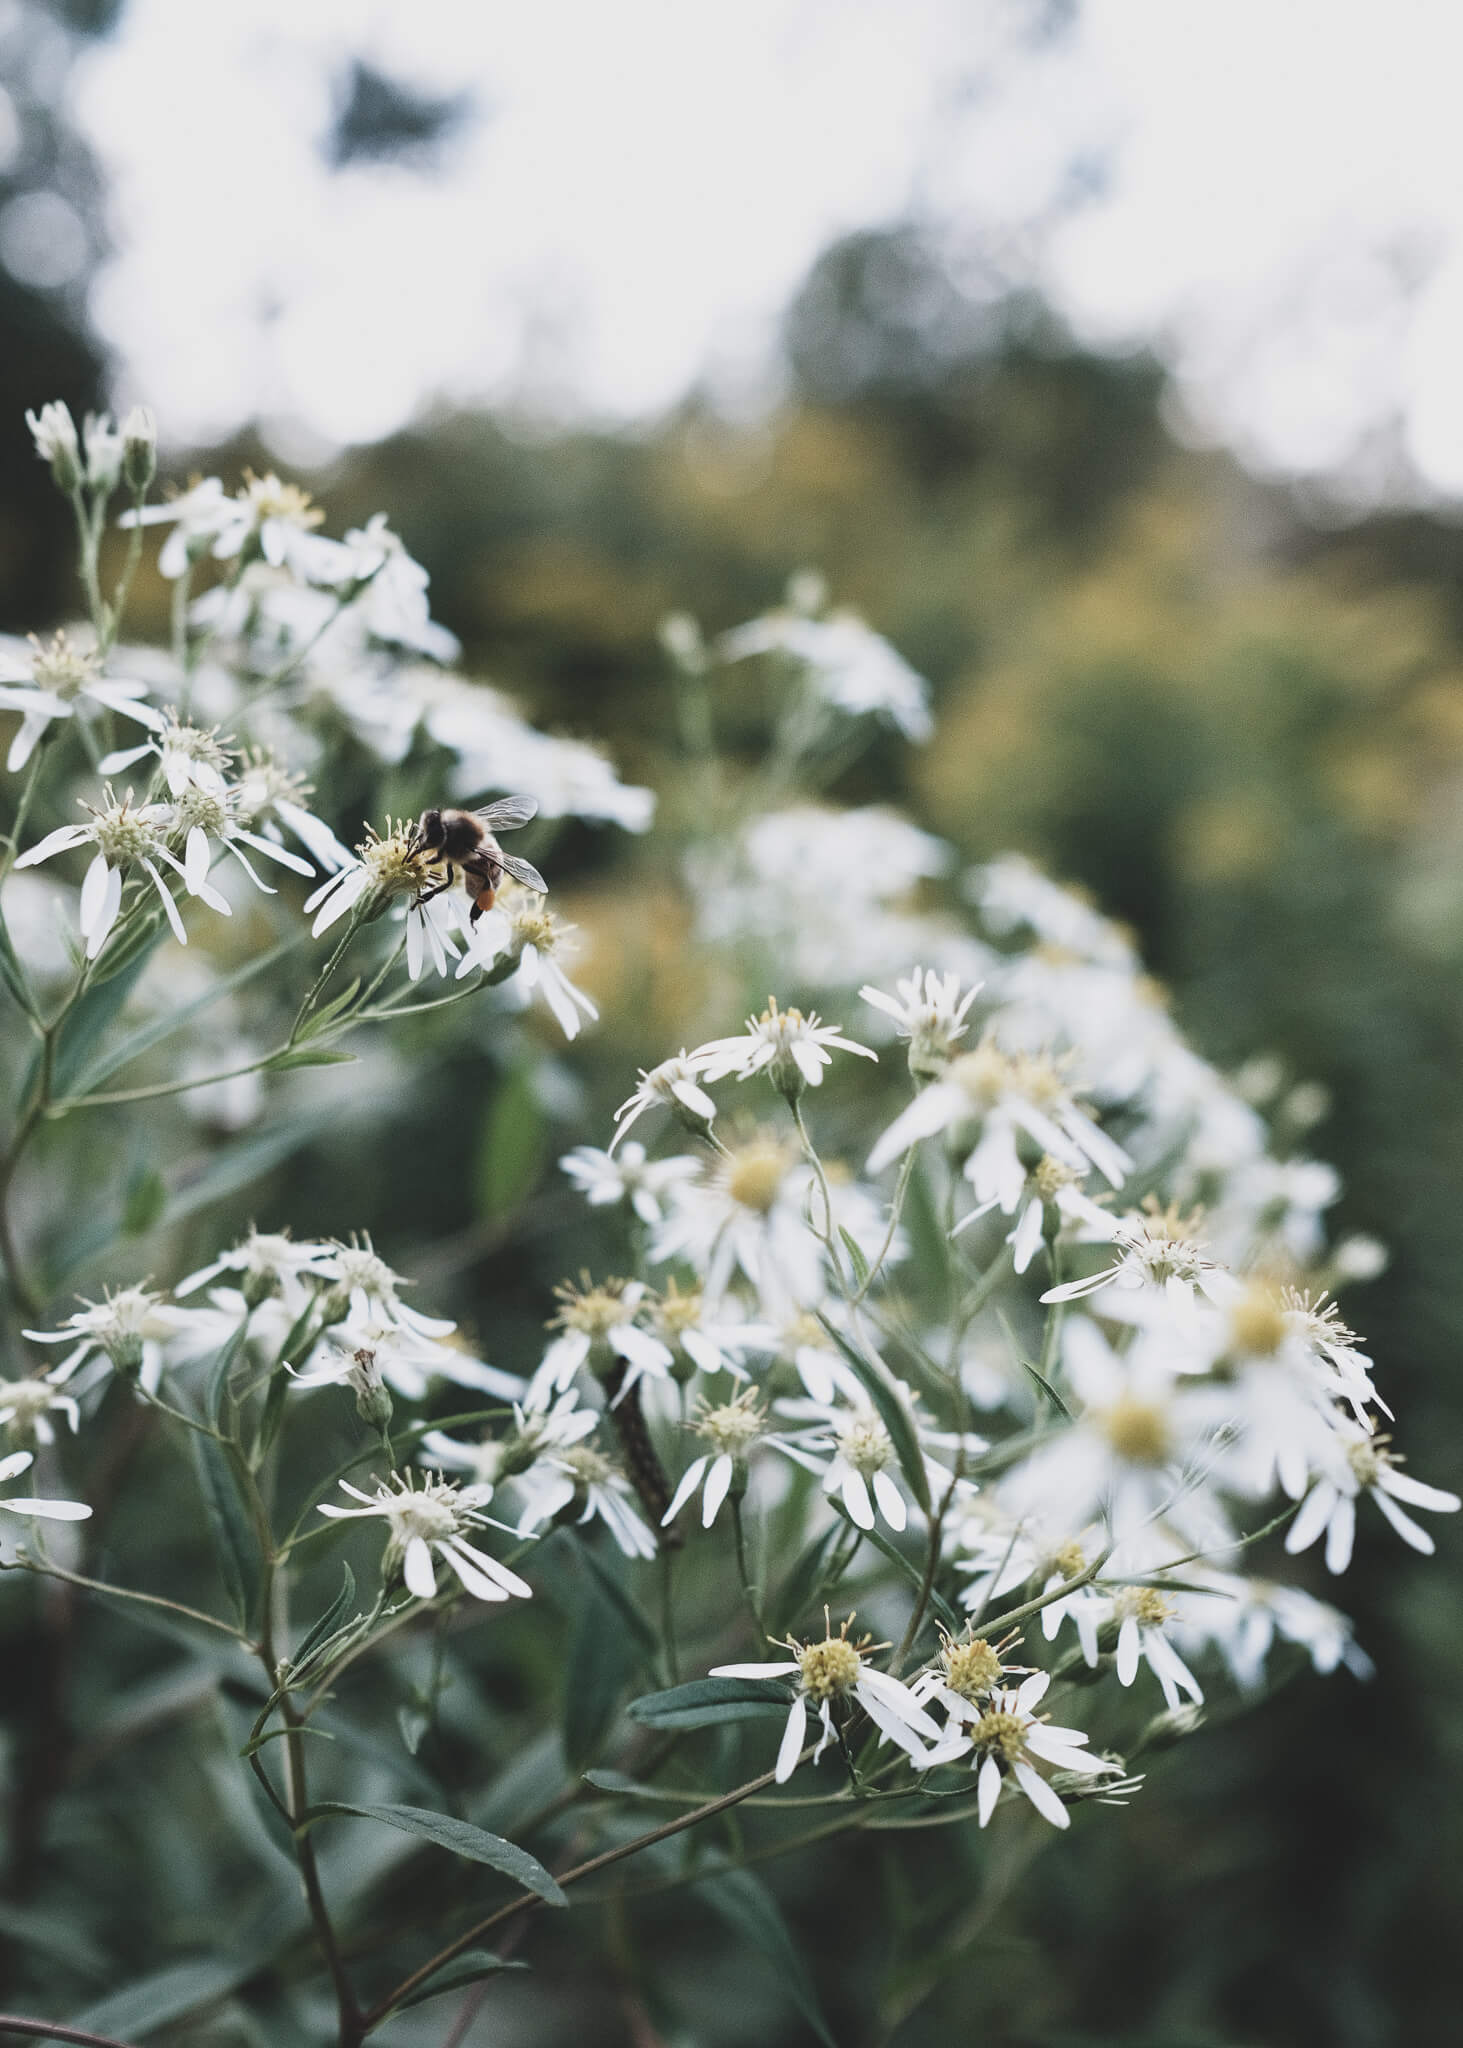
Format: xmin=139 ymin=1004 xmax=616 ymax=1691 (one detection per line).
xmin=289 ymin=1562 xmax=357 ymax=1674
xmin=474 ymin=1062 xmax=547 ymax=1219
xmin=71 ymin=1956 xmax=249 ymax=2036
xmin=815 ymin=1311 xmax=931 ymax=1513
xmin=830 ymin=1501 xmax=960 ymax=1635
xmin=627 ymin=1677 xmax=793 ymax=1730
xmin=838 ymin=1225 xmax=871 ymax=1291
xmin=239 ymin=1722 xmax=337 ymax=1758
xmin=204 ymin=1316 xmax=253 ymax=1431
xmin=562 ymin=1574 xmax=635 ymax=1772
xmin=120 ymin=1162 xmax=167 ymax=1236
xmin=67 ymin=930 xmax=305 ymax=1093
xmin=189 ymin=1434 xmax=261 ymax=1630
xmin=395 ymin=1950 xmax=528 ymax=2011
xmin=301 ymin=1802 xmax=566 ymax=1904
xmin=573 ymin=1533 xmax=659 ymax=1664
xmin=49 ymin=941 xmax=157 ymax=1094
xmin=697 ymin=1869 xmax=837 ymax=2047
xmin=265 ymin=1044 xmax=358 ymax=1070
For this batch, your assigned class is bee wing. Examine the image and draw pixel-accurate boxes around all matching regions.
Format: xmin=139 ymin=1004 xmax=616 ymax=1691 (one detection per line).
xmin=474 ymin=795 xmax=539 ymax=831
xmin=497 ymin=851 xmax=548 ymax=894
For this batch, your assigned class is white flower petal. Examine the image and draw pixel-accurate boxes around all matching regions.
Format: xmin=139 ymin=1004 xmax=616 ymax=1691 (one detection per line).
xmin=402 ymin=1535 xmax=438 ymax=1600
xmin=1012 ymin=1759 xmax=1070 ymax=1829
xmin=776 ymin=1697 xmax=808 ymax=1782
xmin=702 ymin=1453 xmax=734 ymax=1527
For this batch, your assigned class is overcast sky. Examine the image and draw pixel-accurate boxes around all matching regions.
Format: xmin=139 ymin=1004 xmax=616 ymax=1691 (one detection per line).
xmin=48 ymin=0 xmax=1463 ymax=501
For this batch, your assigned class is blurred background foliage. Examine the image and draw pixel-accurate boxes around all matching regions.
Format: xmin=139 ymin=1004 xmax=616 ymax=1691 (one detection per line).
xmin=2 ymin=4 xmax=1462 ymax=2042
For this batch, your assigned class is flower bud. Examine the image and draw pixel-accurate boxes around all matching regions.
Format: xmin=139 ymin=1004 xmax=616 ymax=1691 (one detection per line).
xmin=84 ymin=413 xmax=123 ymax=494
xmin=1135 ymin=1701 xmax=1205 ymax=1753
xmin=104 ymin=1332 xmax=145 ymax=1378
xmin=658 ymin=611 xmax=705 ymax=675
xmin=122 ymin=406 xmax=157 ymax=495
xmin=26 ymin=401 xmax=82 ymax=493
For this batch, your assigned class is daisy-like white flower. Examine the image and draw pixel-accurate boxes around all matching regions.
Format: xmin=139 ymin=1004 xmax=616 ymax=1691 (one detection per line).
xmin=609 ymin=1052 xmax=718 ymax=1155
xmin=118 ymin=476 xmax=232 ymax=578
xmin=910 ymin=1627 xmax=1032 ymax=1722
xmin=1041 ymin=1199 xmax=1240 ymax=1335
xmin=997 ymin=1317 xmax=1224 ymax=1550
xmin=0 ymin=1371 xmax=80 ymax=1446
xmin=99 ymin=711 xmax=234 ymax=799
xmin=459 ymin=882 xmax=598 ymax=1041
xmin=860 ymin=966 xmax=981 ymax=1081
xmin=559 ymin=1142 xmax=701 ymax=1226
xmin=184 ymin=471 xmax=352 ymax=586
xmin=955 ymin=1153 xmax=1118 ymax=1277
xmin=942 ymin=1668 xmax=1121 ymax=1830
xmin=712 ymin=1615 xmax=946 ymax=1783
xmin=24 ymin=1284 xmax=213 ymax=1392
xmin=649 ymin=1128 xmax=824 ymax=1315
xmin=230 ymin=752 xmax=354 ymax=876
xmin=690 ymin=996 xmax=877 ymax=1101
xmin=339 ymin=514 xmax=460 ymax=662
xmin=866 ymin=1036 xmax=1131 ymax=1196
xmin=1110 ymin=1587 xmax=1205 ymax=1709
xmin=513 ymin=1441 xmax=658 ymax=1560
xmin=718 ymin=604 xmax=934 ymax=742
xmin=419 ymin=1390 xmax=595 ymax=1502
xmin=301 ymin=817 xmax=436 ymax=937
xmin=772 ymin=1390 xmax=918 ymax=1534
xmin=526 ymin=1277 xmax=672 ymax=1411
xmin=317 ymin=1470 xmax=532 ymax=1604
xmin=0 ymin=631 xmax=165 ymax=771
xmin=15 ymin=786 xmax=228 ymax=959
xmin=662 ymin=1388 xmax=767 ymax=1529
xmin=293 ymin=1316 xmax=515 ymax=1404
xmin=1284 ymin=1425 xmax=1460 ymax=1573
xmin=312 ymin=1235 xmax=459 ymax=1347
xmin=0 ymin=1449 xmax=90 ymax=1523
xmin=646 ymin=1279 xmax=776 ymax=1383
xmin=175 ymin=1227 xmax=337 ymax=1309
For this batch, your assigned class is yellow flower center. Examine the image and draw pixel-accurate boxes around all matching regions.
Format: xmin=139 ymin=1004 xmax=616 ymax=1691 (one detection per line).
xmin=797 ymin=1637 xmax=863 ymax=1701
xmin=942 ymin=1637 xmax=1004 ymax=1701
xmin=725 ymin=1138 xmax=795 ymax=1215
xmin=1101 ymin=1396 xmax=1171 ymax=1466
xmin=971 ymin=1708 xmax=1027 ymax=1764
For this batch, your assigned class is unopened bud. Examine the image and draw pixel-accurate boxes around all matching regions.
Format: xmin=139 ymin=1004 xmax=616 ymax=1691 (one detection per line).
xmin=26 ymin=401 xmax=82 ymax=493
xmin=104 ymin=1333 xmax=145 ymax=1378
xmin=122 ymin=406 xmax=157 ymax=495
xmin=1135 ymin=1702 xmax=1205 ymax=1753
xmin=83 ymin=413 xmax=123 ymax=494
xmin=658 ymin=611 xmax=706 ymax=674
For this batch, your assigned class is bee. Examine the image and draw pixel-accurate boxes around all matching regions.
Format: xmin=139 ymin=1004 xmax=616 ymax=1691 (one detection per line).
xmin=409 ymin=795 xmax=548 ymax=923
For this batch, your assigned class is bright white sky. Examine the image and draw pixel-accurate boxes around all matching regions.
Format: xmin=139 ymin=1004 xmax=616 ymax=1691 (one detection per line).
xmin=50 ymin=0 xmax=1463 ymax=499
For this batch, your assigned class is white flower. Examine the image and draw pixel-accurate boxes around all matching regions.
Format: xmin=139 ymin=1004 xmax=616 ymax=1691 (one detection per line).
xmin=719 ymin=606 xmax=933 ymax=741
xmin=98 ymin=712 xmax=234 ymax=799
xmin=318 ymin=1471 xmax=532 ymax=1604
xmin=23 ymin=1285 xmax=211 ymax=1393
xmin=647 ymin=1281 xmax=776 ymax=1383
xmin=26 ymin=401 xmax=81 ymax=483
xmin=513 ymin=1442 xmax=658 ymax=1559
xmin=860 ymin=967 xmax=981 ymax=1079
xmin=0 ymin=1449 xmax=90 ymax=1523
xmin=458 ymin=884 xmax=598 ymax=1040
xmin=176 ymin=1227 xmax=337 ymax=1307
xmin=867 ymin=1036 xmax=1131 ymax=1197
xmin=955 ymin=1154 xmax=1118 ymax=1277
xmin=690 ymin=997 xmax=877 ymax=1098
xmin=0 ymin=631 xmax=165 ymax=772
xmin=119 ymin=476 xmax=232 ymax=578
xmin=559 ymin=1142 xmax=701 ymax=1225
xmin=15 ymin=787 xmax=229 ymax=959
xmin=609 ymin=1052 xmax=718 ymax=1155
xmin=340 ymin=514 xmax=460 ymax=662
xmin=941 ymin=1669 xmax=1121 ymax=1830
xmin=230 ymin=754 xmax=354 ymax=876
xmin=309 ymin=1236 xmax=459 ymax=1342
xmin=0 ymin=1372 xmax=80 ymax=1447
xmin=294 ymin=1316 xmax=513 ymax=1404
xmin=662 ymin=1388 xmax=767 ymax=1529
xmin=712 ymin=1618 xmax=946 ymax=1783
xmin=1285 ymin=1426 xmax=1460 ymax=1573
xmin=1041 ymin=1202 xmax=1240 ymax=1336
xmin=419 ymin=1391 xmax=595 ymax=1502
xmin=526 ymin=1278 xmax=672 ymax=1411
xmin=1110 ymin=1588 xmax=1205 ymax=1710
xmin=648 ymin=1129 xmax=822 ymax=1315
xmin=772 ymin=1394 xmax=916 ymax=1533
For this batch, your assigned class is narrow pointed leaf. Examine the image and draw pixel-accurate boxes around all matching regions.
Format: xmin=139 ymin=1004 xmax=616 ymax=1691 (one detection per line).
xmin=300 ymin=1802 xmax=566 ymax=1904
xmin=627 ymin=1678 xmax=793 ymax=1729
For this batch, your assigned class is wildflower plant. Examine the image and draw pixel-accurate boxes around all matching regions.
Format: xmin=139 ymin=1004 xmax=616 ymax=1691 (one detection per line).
xmin=0 ymin=419 xmax=1451 ymax=2043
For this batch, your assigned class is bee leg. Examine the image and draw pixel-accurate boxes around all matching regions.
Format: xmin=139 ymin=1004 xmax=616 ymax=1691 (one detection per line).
xmin=411 ymin=871 xmax=455 ymax=909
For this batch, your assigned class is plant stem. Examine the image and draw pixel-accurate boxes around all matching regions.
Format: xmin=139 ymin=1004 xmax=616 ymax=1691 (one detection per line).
xmin=362 ymin=1756 xmax=801 ymax=2031
xmin=0 ymin=2016 xmax=141 ymax=2048
xmin=0 ymin=1555 xmax=244 ymax=1641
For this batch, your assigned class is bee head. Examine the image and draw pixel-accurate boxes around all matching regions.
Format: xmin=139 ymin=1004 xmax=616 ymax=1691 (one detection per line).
xmin=414 ymin=808 xmax=446 ymax=853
